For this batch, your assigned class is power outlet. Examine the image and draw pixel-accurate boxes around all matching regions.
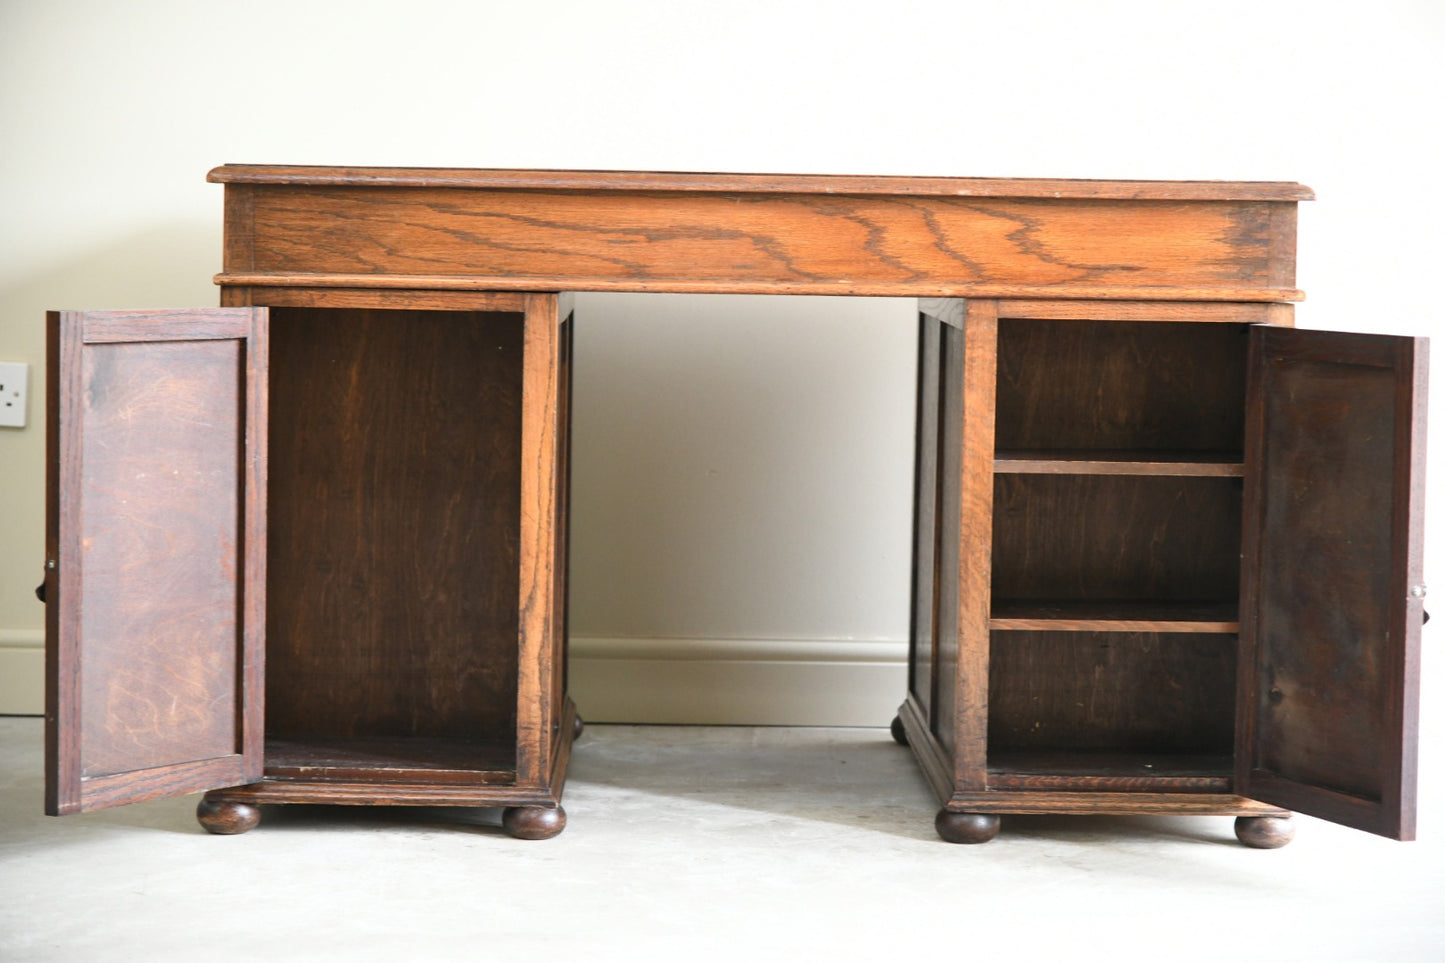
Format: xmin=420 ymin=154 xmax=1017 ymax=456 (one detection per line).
xmin=0 ymin=362 xmax=30 ymax=428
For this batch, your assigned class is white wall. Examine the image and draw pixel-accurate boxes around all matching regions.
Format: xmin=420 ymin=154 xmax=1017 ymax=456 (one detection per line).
xmin=1 ymin=1 xmax=1441 ymax=731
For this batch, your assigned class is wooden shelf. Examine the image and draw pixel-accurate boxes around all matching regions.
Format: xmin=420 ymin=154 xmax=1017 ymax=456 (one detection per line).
xmin=264 ymin=737 xmax=516 ymax=785
xmin=989 ymin=599 xmax=1239 ymax=633
xmin=994 ymin=450 xmax=1244 ymax=477
xmin=987 ymin=751 xmax=1233 ymax=792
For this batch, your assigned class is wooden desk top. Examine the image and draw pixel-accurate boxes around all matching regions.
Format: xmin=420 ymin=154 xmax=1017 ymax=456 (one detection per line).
xmin=212 ymin=166 xmax=1309 ymax=302
xmin=208 ymin=165 xmax=1314 ymax=202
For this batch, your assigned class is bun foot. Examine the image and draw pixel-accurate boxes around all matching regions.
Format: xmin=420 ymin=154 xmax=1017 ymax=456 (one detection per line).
xmin=936 ymin=810 xmax=1000 ymax=844
xmin=572 ymin=713 xmax=585 ymax=741
xmin=197 ymin=797 xmax=261 ymax=835
xmin=889 ymin=715 xmax=908 ymax=746
xmin=503 ymin=805 xmax=566 ymax=840
xmin=1235 ymin=814 xmax=1295 ymax=849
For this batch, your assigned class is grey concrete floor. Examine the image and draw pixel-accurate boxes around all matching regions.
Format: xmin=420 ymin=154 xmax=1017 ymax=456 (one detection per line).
xmin=2 ymin=717 xmax=1443 ymax=962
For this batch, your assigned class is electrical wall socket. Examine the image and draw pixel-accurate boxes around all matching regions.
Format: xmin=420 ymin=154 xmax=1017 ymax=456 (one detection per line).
xmin=0 ymin=362 xmax=30 ymax=428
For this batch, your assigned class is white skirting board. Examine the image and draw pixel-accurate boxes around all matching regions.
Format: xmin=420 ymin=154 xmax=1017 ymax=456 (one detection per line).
xmin=0 ymin=631 xmax=910 ymax=727
xmin=568 ymin=637 xmax=908 ymax=727
xmin=0 ymin=630 xmax=43 ymax=716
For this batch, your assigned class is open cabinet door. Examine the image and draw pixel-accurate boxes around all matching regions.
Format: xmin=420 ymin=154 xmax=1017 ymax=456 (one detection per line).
xmin=1238 ymin=326 xmax=1427 ymax=839
xmin=44 ymin=309 xmax=267 ymax=815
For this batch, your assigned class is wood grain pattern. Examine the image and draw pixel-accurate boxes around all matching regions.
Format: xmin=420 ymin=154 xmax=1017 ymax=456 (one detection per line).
xmin=995 ymin=300 xmax=1292 ymax=324
xmin=79 ymin=310 xmax=254 ymax=343
xmin=207 ymin=165 xmax=1315 ymax=201
xmin=992 ymin=475 xmax=1242 ymax=602
xmin=995 ymin=318 xmax=1248 ymax=454
xmin=263 ymin=737 xmax=516 ymax=785
xmin=236 ymin=286 xmax=529 ymax=312
xmin=263 ymin=308 xmax=523 ymax=751
xmin=80 ymin=336 xmax=240 ymax=775
xmin=201 ymin=699 xmax=578 ymax=809
xmin=45 ymin=309 xmax=265 ymax=815
xmin=987 ymin=750 xmax=1232 ymax=792
xmin=212 ymin=173 xmax=1303 ymax=300
xmin=944 ymin=791 xmax=1282 ymax=816
xmin=988 ymin=631 xmax=1236 ymax=755
xmin=515 ymin=294 xmax=565 ymax=788
xmin=952 ymin=302 xmax=998 ymax=789
xmin=203 ymin=780 xmax=561 ymax=807
xmin=1237 ymin=327 xmax=1426 ymax=839
xmin=219 ymin=273 xmax=1304 ymax=302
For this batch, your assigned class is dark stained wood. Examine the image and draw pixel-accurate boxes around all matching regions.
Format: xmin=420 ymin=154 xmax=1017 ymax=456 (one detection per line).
xmin=79 ymin=309 xmax=254 ymax=342
xmin=992 ymin=475 xmax=1242 ymax=602
xmin=196 ymin=798 xmax=261 ymax=835
xmin=264 ymin=737 xmax=515 ymax=785
xmin=896 ymin=694 xmax=956 ymax=805
xmin=945 ymin=791 xmax=1282 ymax=816
xmin=223 ymin=183 xmax=257 ymax=274
xmin=201 ymin=701 xmax=575 ymax=808
xmin=951 ymin=302 xmax=997 ymax=788
xmin=931 ymin=313 xmax=964 ymax=752
xmin=45 ymin=309 xmax=266 ymax=815
xmin=988 ymin=631 xmax=1236 ymax=755
xmin=935 ymin=810 xmax=1000 ymax=844
xmin=931 ymin=320 xmax=963 ymax=757
xmin=209 ymin=167 xmax=1306 ymax=301
xmin=909 ymin=300 xmax=997 ymax=797
xmin=263 ymin=307 xmax=523 ymax=749
xmin=551 ymin=310 xmax=575 ymax=760
xmin=908 ymin=313 xmax=942 ymax=717
xmin=988 ymin=599 xmax=1238 ymax=633
xmin=987 ymin=751 xmax=1232 ymax=791
xmin=1237 ymin=327 xmax=1427 ymax=840
xmin=502 ymin=805 xmax=567 ymax=840
xmin=208 ymin=165 xmax=1315 ymax=200
xmin=203 ymin=779 xmax=562 ymax=808
xmin=995 ymin=318 xmax=1248 ymax=454
xmin=54 ymin=166 xmax=1433 ymax=846
xmin=1234 ymin=814 xmax=1296 ymax=849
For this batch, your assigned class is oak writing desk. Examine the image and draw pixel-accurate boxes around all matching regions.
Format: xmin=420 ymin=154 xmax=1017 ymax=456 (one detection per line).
xmin=42 ymin=168 xmax=1427 ymax=846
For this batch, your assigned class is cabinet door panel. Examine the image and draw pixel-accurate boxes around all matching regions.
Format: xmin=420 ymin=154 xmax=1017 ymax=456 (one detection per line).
xmin=45 ymin=309 xmax=267 ymax=815
xmin=1238 ymin=326 xmax=1426 ymax=839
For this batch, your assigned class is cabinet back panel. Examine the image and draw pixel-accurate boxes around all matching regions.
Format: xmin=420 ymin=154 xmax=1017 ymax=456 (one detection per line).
xmin=988 ymin=631 xmax=1236 ymax=753
xmin=992 ymin=475 xmax=1241 ymax=601
xmin=265 ymin=308 xmax=524 ymax=742
xmin=995 ymin=320 xmax=1247 ymax=452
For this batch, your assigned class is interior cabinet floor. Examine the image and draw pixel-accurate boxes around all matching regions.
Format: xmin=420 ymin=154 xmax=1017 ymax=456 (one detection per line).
xmin=4 ymin=718 xmax=1442 ymax=962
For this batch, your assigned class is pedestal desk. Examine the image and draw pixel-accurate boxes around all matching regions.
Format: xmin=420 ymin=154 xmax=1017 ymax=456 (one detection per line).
xmin=42 ymin=167 xmax=1427 ymax=847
